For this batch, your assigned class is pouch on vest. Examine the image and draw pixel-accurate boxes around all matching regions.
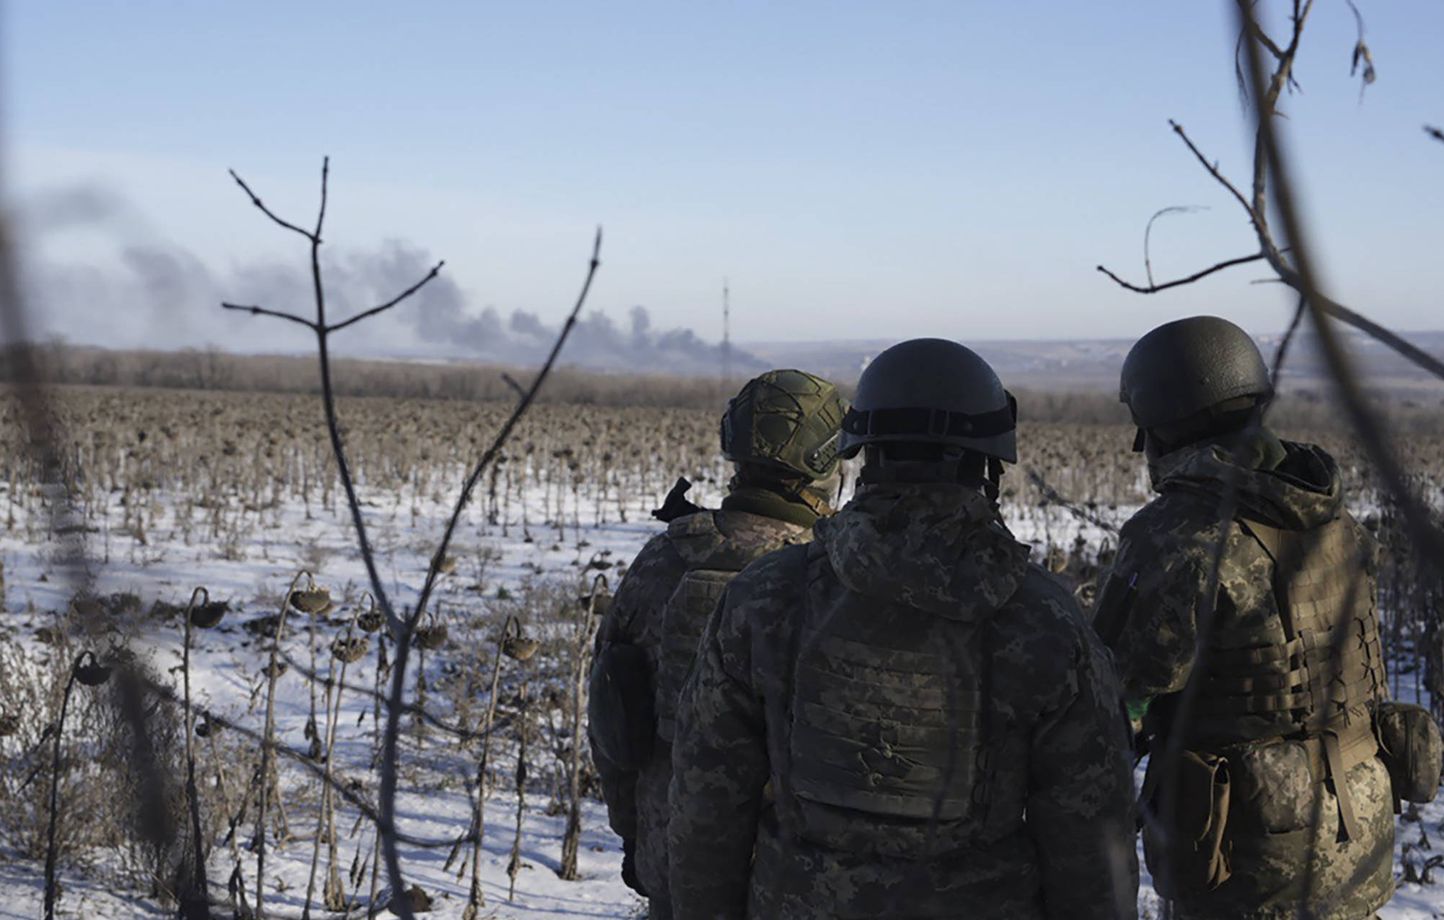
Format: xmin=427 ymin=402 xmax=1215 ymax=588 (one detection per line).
xmin=1142 ymin=750 xmax=1232 ymax=897
xmin=588 ymin=642 xmax=655 ymax=772
xmin=1376 ymin=701 xmax=1443 ymax=805
xmin=1230 ymin=740 xmax=1315 ymax=833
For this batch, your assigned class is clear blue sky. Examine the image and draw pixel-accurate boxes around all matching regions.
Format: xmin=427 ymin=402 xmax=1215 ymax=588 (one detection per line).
xmin=5 ymin=1 xmax=1443 ymax=356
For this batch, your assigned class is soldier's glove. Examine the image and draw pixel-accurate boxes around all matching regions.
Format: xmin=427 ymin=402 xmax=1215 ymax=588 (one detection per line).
xmin=621 ymin=836 xmax=648 ymax=897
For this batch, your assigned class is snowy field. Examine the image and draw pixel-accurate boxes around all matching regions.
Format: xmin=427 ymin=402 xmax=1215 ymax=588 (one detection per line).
xmin=0 ymin=452 xmax=1442 ymax=919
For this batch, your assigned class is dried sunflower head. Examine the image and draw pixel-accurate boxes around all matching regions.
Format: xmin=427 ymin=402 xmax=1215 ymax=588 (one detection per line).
xmin=413 ymin=624 xmax=448 ymax=651
xmin=190 ymin=600 xmax=229 ymax=629
xmin=501 ymin=635 xmax=540 ymax=662
xmin=331 ymin=636 xmax=370 ymax=664
xmin=356 ymin=610 xmax=385 ymax=634
xmin=288 ymin=588 xmax=332 ymax=615
xmin=74 ymin=652 xmax=112 ymax=687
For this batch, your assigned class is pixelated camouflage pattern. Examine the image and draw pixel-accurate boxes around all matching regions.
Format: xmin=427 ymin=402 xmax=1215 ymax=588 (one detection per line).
xmin=589 ymin=508 xmax=809 ymax=909
xmin=669 ymin=483 xmax=1138 ymax=920
xmin=1093 ymin=437 xmax=1394 ymax=919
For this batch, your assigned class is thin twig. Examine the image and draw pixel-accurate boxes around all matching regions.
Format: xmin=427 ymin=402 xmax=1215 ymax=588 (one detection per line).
xmin=1269 ymin=293 xmax=1307 ymax=386
xmin=1096 ymin=252 xmax=1268 ymax=293
xmin=1024 ymin=467 xmax=1119 ymax=535
xmin=379 ymin=226 xmax=603 ymax=917
xmin=220 ymin=303 xmax=320 ymax=331
xmin=327 ymin=261 xmax=445 ymax=334
xmin=500 ymin=372 xmax=528 ymax=400
xmin=1168 ymin=120 xmax=1258 ymax=223
xmin=1236 ymin=0 xmax=1444 ymax=566
xmin=1143 ymin=205 xmax=1208 ymax=287
xmin=229 ymin=169 xmax=318 ymax=242
xmin=142 ymin=682 xmax=476 ymax=852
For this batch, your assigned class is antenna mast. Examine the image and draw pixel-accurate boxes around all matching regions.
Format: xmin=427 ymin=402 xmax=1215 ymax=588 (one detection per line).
xmin=722 ymin=277 xmax=732 ymax=383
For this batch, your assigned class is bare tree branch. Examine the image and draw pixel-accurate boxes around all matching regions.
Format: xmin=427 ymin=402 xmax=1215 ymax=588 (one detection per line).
xmin=1305 ymin=287 xmax=1444 ymax=381
xmin=1236 ymin=0 xmax=1444 ymax=565
xmin=378 ymin=226 xmax=603 ymax=918
xmin=1270 ymin=293 xmax=1307 ymax=384
xmin=219 ymin=302 xmax=320 ymax=331
xmin=314 ymin=158 xmax=329 ymax=239
xmin=1103 ymin=6 xmax=1444 ymax=388
xmin=1096 ymin=251 xmax=1268 ymax=293
xmin=1168 ymin=120 xmax=1258 ymax=224
xmin=1345 ymin=0 xmax=1376 ymax=100
xmin=1024 ymin=468 xmax=1119 ymax=534
xmin=228 ymin=168 xmax=317 ymax=242
xmin=500 ymin=371 xmax=528 ymax=399
xmin=326 ymin=261 xmax=445 ymax=334
xmin=1143 ymin=205 xmax=1209 ymax=287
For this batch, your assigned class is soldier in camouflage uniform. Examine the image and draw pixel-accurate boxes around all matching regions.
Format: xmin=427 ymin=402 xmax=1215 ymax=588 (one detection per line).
xmin=587 ymin=369 xmax=848 ymax=920
xmin=669 ymin=338 xmax=1139 ymax=920
xmin=1093 ymin=316 xmax=1397 ymax=920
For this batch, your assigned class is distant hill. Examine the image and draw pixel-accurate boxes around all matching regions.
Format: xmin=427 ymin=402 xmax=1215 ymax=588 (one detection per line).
xmin=744 ymin=329 xmax=1444 ymax=395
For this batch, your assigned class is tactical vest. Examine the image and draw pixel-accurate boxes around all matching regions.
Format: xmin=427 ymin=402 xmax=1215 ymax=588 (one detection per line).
xmin=783 ymin=546 xmax=992 ymax=858
xmin=653 ymin=510 xmax=804 ymax=743
xmin=1191 ymin=511 xmax=1386 ymax=838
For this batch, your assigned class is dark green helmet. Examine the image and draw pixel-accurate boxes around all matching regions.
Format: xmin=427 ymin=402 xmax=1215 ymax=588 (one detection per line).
xmin=720 ymin=369 xmax=848 ymax=480
xmin=1120 ymin=316 xmax=1272 ymax=430
xmin=838 ymin=338 xmax=1018 ymax=463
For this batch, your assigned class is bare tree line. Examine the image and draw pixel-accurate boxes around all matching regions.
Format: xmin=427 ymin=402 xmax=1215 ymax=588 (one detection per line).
xmin=2 ymin=2 xmax=1443 ymax=919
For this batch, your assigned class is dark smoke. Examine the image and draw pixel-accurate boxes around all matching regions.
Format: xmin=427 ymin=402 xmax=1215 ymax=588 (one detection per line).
xmin=19 ymin=185 xmax=760 ymax=374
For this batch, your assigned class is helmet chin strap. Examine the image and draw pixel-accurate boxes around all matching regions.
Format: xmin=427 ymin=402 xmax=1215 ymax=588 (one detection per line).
xmin=728 ymin=466 xmax=839 ymax=520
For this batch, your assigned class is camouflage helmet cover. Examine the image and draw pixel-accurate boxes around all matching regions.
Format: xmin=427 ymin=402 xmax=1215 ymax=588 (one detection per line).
xmin=1120 ymin=315 xmax=1273 ymax=429
xmin=720 ymin=369 xmax=848 ymax=480
xmin=838 ymin=338 xmax=1018 ymax=463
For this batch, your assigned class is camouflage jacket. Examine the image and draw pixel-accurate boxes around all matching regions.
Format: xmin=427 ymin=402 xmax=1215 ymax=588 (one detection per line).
xmin=1093 ymin=436 xmax=1394 ymax=920
xmin=669 ymin=483 xmax=1138 ymax=920
xmin=590 ymin=504 xmax=810 ymax=901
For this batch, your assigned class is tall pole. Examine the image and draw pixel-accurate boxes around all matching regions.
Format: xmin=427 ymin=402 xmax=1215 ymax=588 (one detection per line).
xmin=722 ymin=278 xmax=732 ymax=384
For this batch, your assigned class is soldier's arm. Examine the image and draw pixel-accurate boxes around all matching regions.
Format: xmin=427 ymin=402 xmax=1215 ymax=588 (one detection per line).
xmin=668 ymin=584 xmax=768 ymax=920
xmin=588 ymin=534 xmax=682 ymax=843
xmin=1091 ymin=517 xmax=1210 ymax=715
xmin=1028 ymin=626 xmax=1140 ymax=920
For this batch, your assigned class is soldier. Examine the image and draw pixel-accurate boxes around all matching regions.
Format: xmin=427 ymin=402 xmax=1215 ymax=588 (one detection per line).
xmin=587 ymin=369 xmax=848 ymax=920
xmin=1092 ymin=315 xmax=1429 ymax=919
xmin=669 ymin=338 xmax=1139 ymax=920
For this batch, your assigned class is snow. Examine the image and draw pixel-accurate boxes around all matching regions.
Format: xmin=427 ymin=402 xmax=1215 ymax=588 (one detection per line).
xmin=1 ymin=465 xmax=1442 ymax=919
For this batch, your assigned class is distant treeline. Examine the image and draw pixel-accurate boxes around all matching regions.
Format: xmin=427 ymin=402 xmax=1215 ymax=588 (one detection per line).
xmin=1 ymin=343 xmax=1439 ymax=431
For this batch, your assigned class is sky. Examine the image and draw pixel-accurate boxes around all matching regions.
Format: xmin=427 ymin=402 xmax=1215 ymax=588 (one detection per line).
xmin=4 ymin=1 xmax=1443 ymax=365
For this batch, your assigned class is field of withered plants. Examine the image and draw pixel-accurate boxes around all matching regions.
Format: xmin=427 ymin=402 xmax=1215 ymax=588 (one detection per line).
xmin=1 ymin=383 xmax=1443 ymax=919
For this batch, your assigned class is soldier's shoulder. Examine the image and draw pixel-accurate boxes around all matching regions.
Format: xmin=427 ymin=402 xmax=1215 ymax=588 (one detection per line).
xmin=664 ymin=508 xmax=720 ymax=540
xmin=635 ymin=528 xmax=686 ymax=564
xmin=994 ymin=564 xmax=1108 ymax=697
xmin=721 ymin=543 xmax=811 ymax=610
xmin=1117 ymin=491 xmax=1223 ymax=563
xmin=616 ymin=530 xmax=687 ymax=591
xmin=1001 ymin=563 xmax=1089 ymax=637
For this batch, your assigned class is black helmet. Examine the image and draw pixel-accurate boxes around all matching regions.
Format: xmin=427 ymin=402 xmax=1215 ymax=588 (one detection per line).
xmin=720 ymin=369 xmax=848 ymax=481
xmin=839 ymin=338 xmax=1017 ymax=463
xmin=1120 ymin=316 xmax=1272 ymax=430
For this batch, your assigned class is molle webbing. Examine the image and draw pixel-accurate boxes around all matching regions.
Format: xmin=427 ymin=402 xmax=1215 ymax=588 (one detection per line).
xmin=654 ymin=568 xmax=735 ymax=741
xmin=790 ymin=632 xmax=985 ymax=820
xmin=653 ymin=512 xmax=800 ymax=743
xmin=1195 ymin=516 xmax=1384 ymax=733
xmin=786 ymin=552 xmax=990 ymax=851
xmin=1197 ymin=514 xmax=1384 ymax=840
